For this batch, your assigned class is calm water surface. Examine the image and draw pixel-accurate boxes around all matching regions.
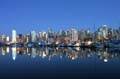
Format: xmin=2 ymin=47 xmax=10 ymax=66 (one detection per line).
xmin=0 ymin=47 xmax=120 ymax=78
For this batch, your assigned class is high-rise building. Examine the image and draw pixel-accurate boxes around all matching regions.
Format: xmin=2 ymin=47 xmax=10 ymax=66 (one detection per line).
xmin=102 ymin=25 xmax=108 ymax=39
xmin=1 ymin=34 xmax=6 ymax=43
xmin=108 ymin=28 xmax=114 ymax=40
xmin=78 ymin=30 xmax=86 ymax=42
xmin=12 ymin=30 xmax=17 ymax=43
xmin=26 ymin=34 xmax=31 ymax=43
xmin=71 ymin=29 xmax=78 ymax=42
xmin=6 ymin=36 xmax=10 ymax=42
xmin=17 ymin=34 xmax=24 ymax=43
xmin=31 ymin=31 xmax=37 ymax=42
xmin=42 ymin=32 xmax=48 ymax=41
xmin=38 ymin=32 xmax=42 ymax=41
xmin=97 ymin=25 xmax=108 ymax=41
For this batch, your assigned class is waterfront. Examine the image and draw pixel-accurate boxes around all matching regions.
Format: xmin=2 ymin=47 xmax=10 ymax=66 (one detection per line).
xmin=0 ymin=27 xmax=120 ymax=78
xmin=0 ymin=26 xmax=120 ymax=48
xmin=0 ymin=47 xmax=120 ymax=78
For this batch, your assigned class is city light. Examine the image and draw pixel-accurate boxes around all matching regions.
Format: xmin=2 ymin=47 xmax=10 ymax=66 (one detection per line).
xmin=0 ymin=25 xmax=117 ymax=62
xmin=0 ymin=25 xmax=119 ymax=50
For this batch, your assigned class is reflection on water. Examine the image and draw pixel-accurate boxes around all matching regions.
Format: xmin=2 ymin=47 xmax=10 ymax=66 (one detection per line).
xmin=12 ymin=47 xmax=17 ymax=60
xmin=0 ymin=47 xmax=120 ymax=62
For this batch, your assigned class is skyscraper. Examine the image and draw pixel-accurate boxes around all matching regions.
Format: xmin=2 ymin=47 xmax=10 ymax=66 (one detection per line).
xmin=6 ymin=36 xmax=10 ymax=42
xmin=102 ymin=25 xmax=108 ymax=39
xmin=71 ymin=29 xmax=78 ymax=42
xmin=31 ymin=31 xmax=37 ymax=42
xmin=26 ymin=34 xmax=31 ymax=43
xmin=1 ymin=34 xmax=6 ymax=43
xmin=12 ymin=30 xmax=17 ymax=43
xmin=97 ymin=25 xmax=108 ymax=41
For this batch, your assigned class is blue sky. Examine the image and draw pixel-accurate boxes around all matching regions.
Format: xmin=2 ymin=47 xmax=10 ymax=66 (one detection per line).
xmin=0 ymin=0 xmax=120 ymax=35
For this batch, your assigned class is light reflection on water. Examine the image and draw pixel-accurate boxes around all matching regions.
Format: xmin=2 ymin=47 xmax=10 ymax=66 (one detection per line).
xmin=0 ymin=47 xmax=120 ymax=78
xmin=0 ymin=47 xmax=120 ymax=62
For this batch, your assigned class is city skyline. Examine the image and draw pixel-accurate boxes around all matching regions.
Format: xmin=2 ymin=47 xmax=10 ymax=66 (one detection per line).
xmin=0 ymin=25 xmax=120 ymax=49
xmin=0 ymin=0 xmax=120 ymax=35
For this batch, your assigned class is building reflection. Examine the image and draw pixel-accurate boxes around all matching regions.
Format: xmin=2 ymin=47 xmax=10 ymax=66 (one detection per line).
xmin=12 ymin=47 xmax=17 ymax=60
xmin=0 ymin=47 xmax=120 ymax=62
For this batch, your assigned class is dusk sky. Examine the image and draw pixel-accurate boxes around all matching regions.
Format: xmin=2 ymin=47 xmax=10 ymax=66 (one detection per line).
xmin=0 ymin=0 xmax=120 ymax=35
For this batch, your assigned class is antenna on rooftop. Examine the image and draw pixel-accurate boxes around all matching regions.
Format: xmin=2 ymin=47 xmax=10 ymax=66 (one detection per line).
xmin=93 ymin=24 xmax=96 ymax=43
xmin=93 ymin=24 xmax=96 ymax=32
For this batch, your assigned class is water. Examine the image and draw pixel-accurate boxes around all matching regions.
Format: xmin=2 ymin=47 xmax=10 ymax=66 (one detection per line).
xmin=0 ymin=47 xmax=120 ymax=78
